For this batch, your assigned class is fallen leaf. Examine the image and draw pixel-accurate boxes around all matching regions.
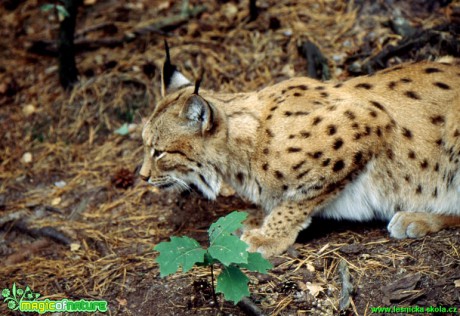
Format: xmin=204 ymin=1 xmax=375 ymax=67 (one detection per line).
xmin=23 ymin=104 xmax=36 ymax=116
xmin=51 ymin=197 xmax=61 ymax=205
xmin=305 ymin=282 xmax=324 ymax=297
xmin=70 ymin=243 xmax=81 ymax=251
xmin=116 ymin=298 xmax=127 ymax=306
xmin=454 ymin=280 xmax=460 ymax=288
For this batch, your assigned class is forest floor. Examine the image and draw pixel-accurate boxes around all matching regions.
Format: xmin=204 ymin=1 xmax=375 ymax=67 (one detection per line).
xmin=1 ymin=0 xmax=459 ymax=315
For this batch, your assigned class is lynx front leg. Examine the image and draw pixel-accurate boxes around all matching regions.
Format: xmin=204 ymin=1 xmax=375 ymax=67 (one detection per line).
xmin=241 ymin=200 xmax=313 ymax=258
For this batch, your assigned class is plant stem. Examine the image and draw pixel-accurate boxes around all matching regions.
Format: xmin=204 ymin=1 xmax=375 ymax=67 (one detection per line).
xmin=210 ymin=263 xmax=219 ymax=309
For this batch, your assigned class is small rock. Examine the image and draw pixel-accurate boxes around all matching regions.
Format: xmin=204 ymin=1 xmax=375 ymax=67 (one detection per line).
xmin=21 ymin=152 xmax=32 ymax=164
xmin=54 ymin=181 xmax=67 ymax=188
xmin=22 ymin=104 xmax=36 ymax=116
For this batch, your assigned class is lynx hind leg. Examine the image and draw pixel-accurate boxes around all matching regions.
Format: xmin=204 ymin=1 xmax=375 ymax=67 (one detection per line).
xmin=388 ymin=211 xmax=460 ymax=239
xmin=233 ymin=209 xmax=264 ymax=237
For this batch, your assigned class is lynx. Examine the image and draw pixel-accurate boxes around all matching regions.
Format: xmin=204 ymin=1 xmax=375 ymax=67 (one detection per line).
xmin=140 ymin=43 xmax=460 ymax=257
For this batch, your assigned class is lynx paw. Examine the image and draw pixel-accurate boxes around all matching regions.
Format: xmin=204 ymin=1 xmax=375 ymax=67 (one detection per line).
xmin=241 ymin=228 xmax=294 ymax=258
xmin=388 ymin=212 xmax=441 ymax=239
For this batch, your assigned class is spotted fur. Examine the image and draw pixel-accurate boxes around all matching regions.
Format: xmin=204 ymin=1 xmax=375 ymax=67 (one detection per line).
xmin=140 ymin=49 xmax=460 ymax=257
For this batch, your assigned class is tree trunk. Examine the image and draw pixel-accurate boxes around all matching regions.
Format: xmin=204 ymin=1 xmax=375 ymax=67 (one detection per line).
xmin=58 ymin=0 xmax=82 ymax=90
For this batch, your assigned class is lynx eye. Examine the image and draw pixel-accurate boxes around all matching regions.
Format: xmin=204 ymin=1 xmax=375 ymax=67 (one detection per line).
xmin=151 ymin=148 xmax=165 ymax=160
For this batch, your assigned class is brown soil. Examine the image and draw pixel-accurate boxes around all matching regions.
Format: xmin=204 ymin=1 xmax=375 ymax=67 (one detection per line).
xmin=1 ymin=0 xmax=459 ymax=315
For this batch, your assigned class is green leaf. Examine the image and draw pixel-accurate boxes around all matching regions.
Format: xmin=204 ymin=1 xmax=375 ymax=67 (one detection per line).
xmin=154 ymin=236 xmax=206 ymax=277
xmin=239 ymin=252 xmax=273 ymax=273
xmin=56 ymin=4 xmax=69 ymax=18
xmin=114 ymin=123 xmax=130 ymax=136
xmin=40 ymin=4 xmax=55 ymax=12
xmin=208 ymin=211 xmax=247 ymax=242
xmin=208 ymin=235 xmax=248 ymax=266
xmin=216 ymin=265 xmax=250 ymax=304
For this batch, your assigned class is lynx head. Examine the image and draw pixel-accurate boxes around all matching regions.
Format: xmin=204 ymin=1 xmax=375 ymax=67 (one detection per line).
xmin=139 ymin=41 xmax=225 ymax=199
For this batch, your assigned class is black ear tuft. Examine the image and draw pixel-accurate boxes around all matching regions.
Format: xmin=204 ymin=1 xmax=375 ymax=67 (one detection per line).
xmin=162 ymin=40 xmax=177 ymax=92
xmin=193 ymin=78 xmax=202 ymax=95
xmin=193 ymin=69 xmax=204 ymax=95
xmin=161 ymin=40 xmax=191 ymax=96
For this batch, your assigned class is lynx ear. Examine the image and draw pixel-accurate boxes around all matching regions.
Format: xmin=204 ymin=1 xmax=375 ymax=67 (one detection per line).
xmin=161 ymin=40 xmax=191 ymax=96
xmin=180 ymin=94 xmax=216 ymax=134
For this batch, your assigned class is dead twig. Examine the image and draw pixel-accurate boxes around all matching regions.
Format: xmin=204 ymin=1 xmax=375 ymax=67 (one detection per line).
xmin=237 ymin=297 xmax=265 ymax=316
xmin=28 ymin=5 xmax=207 ymax=56
xmin=12 ymin=219 xmax=73 ymax=246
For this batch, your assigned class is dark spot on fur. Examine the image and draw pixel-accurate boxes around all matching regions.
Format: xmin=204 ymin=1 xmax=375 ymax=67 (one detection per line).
xmin=404 ymin=91 xmax=421 ymax=100
xmin=376 ymin=127 xmax=382 ymax=137
xmin=296 ymin=169 xmax=311 ymax=179
xmin=333 ymin=138 xmax=344 ymax=150
xmin=236 ymin=172 xmax=244 ymax=183
xmin=420 ymin=159 xmax=429 ymax=169
xmin=354 ymin=133 xmax=361 ymax=140
xmin=332 ymin=160 xmax=345 ymax=172
xmin=311 ymin=151 xmax=323 ymax=159
xmin=282 ymin=185 xmax=288 ymax=191
xmin=435 ymin=138 xmax=444 ymax=146
xmin=292 ymin=160 xmax=306 ymax=170
xmin=369 ymin=101 xmax=385 ymax=111
xmin=270 ymin=106 xmax=278 ymax=112
xmin=315 ymin=86 xmax=325 ymax=90
xmin=344 ymin=110 xmax=356 ymax=120
xmin=266 ymin=129 xmax=274 ymax=137
xmin=300 ymin=131 xmax=311 ymax=138
xmin=388 ymin=81 xmax=397 ymax=89
xmin=298 ymin=85 xmax=308 ymax=90
xmin=293 ymin=92 xmax=302 ymax=97
xmin=327 ymin=125 xmax=337 ymax=135
xmin=364 ymin=126 xmax=372 ymax=136
xmin=288 ymin=134 xmax=295 ymax=139
xmin=404 ymin=175 xmax=411 ymax=183
xmin=327 ymin=105 xmax=337 ymax=111
xmin=334 ymin=83 xmax=343 ymax=88
xmin=274 ymin=170 xmax=284 ymax=179
xmin=402 ymin=128 xmax=413 ymax=139
xmin=415 ymin=185 xmax=422 ymax=194
xmin=322 ymin=158 xmax=331 ymax=166
xmin=294 ymin=111 xmax=310 ymax=116
xmin=284 ymin=111 xmax=292 ymax=116
xmin=434 ymin=163 xmax=439 ymax=172
xmin=454 ymin=129 xmax=460 ymax=137
xmin=431 ymin=115 xmax=445 ymax=125
xmin=351 ymin=122 xmax=360 ymax=130
xmin=432 ymin=187 xmax=438 ymax=198
xmin=262 ymin=163 xmax=269 ymax=171
xmin=355 ymin=83 xmax=373 ymax=90
xmin=408 ymin=150 xmax=416 ymax=159
xmin=320 ymin=92 xmax=329 ymax=98
xmin=287 ymin=147 xmax=302 ymax=153
xmin=425 ymin=67 xmax=442 ymax=74
xmin=353 ymin=151 xmax=363 ymax=165
xmin=263 ymin=148 xmax=269 ymax=155
xmin=312 ymin=116 xmax=323 ymax=125
xmin=266 ymin=114 xmax=273 ymax=120
xmin=400 ymin=78 xmax=412 ymax=83
xmin=386 ymin=149 xmax=394 ymax=160
xmin=369 ymin=111 xmax=378 ymax=118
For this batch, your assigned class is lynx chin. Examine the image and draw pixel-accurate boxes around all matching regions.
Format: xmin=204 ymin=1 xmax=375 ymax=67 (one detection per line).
xmin=140 ymin=42 xmax=460 ymax=258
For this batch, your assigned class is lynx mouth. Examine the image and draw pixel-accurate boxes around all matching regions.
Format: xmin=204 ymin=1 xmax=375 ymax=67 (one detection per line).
xmin=147 ymin=177 xmax=175 ymax=189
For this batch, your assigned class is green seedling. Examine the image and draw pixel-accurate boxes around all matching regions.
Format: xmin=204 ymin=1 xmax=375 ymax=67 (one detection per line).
xmin=154 ymin=211 xmax=272 ymax=304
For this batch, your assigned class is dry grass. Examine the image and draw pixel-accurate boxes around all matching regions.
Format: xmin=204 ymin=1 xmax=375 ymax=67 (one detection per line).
xmin=1 ymin=0 xmax=458 ymax=315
